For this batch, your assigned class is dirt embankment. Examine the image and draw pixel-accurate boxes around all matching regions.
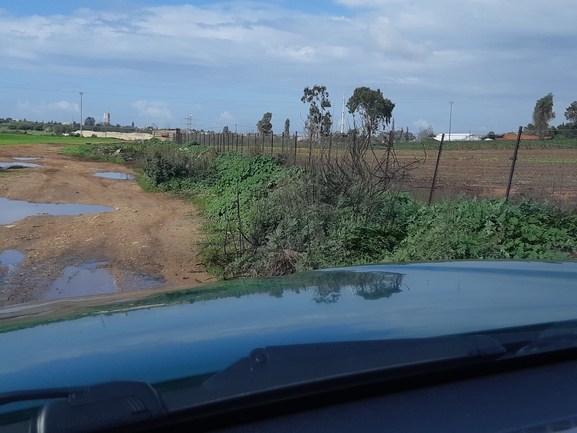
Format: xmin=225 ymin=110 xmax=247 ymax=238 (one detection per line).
xmin=0 ymin=144 xmax=215 ymax=306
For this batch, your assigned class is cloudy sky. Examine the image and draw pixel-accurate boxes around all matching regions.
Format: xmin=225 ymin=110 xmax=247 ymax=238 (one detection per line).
xmin=1 ymin=0 xmax=575 ymax=134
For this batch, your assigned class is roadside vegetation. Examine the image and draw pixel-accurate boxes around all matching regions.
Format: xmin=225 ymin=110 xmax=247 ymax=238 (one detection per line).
xmin=67 ymin=138 xmax=576 ymax=279
xmin=134 ymin=146 xmax=576 ymax=278
xmin=28 ymin=87 xmax=577 ymax=279
xmin=0 ymin=132 xmax=118 ymax=146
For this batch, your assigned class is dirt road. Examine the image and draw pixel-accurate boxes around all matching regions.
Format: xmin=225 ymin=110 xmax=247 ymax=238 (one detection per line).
xmin=0 ymin=144 xmax=215 ymax=306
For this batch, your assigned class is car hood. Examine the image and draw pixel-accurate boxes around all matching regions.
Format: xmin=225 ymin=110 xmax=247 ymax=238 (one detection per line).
xmin=1 ymin=260 xmax=577 ymax=395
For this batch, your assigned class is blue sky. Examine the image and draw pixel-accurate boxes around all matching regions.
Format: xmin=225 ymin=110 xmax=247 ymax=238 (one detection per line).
xmin=1 ymin=0 xmax=576 ymax=134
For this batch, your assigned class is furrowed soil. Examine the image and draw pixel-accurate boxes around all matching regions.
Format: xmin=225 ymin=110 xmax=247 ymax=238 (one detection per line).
xmin=394 ymin=147 xmax=577 ymax=206
xmin=0 ymin=144 xmax=214 ymax=306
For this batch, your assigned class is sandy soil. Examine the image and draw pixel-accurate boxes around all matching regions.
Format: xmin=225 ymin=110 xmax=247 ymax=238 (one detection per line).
xmin=0 ymin=144 xmax=215 ymax=306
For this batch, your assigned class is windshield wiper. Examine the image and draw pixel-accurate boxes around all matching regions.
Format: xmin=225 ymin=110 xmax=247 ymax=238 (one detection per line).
xmin=0 ymin=381 xmax=166 ymax=433
xmin=163 ymin=335 xmax=507 ymax=411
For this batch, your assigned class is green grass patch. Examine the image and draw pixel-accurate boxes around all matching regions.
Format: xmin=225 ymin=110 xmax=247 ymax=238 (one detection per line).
xmin=518 ymin=158 xmax=577 ymax=163
xmin=61 ymin=144 xmax=126 ymax=162
xmin=0 ymin=132 xmax=119 ymax=146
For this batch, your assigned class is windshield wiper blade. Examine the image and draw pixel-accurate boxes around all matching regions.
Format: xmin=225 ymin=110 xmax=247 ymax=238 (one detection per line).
xmin=482 ymin=320 xmax=577 ymax=358
xmin=0 ymin=387 xmax=86 ymax=407
xmin=164 ymin=335 xmax=507 ymax=411
xmin=0 ymin=381 xmax=166 ymax=433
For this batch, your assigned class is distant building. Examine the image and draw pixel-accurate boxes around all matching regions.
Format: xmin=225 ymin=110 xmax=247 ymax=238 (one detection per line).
xmin=103 ymin=113 xmax=110 ymax=125
xmin=434 ymin=133 xmax=481 ymax=142
xmin=152 ymin=128 xmax=182 ymax=143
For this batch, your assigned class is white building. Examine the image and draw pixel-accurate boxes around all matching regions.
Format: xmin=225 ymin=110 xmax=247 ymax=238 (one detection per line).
xmin=434 ymin=133 xmax=481 ymax=142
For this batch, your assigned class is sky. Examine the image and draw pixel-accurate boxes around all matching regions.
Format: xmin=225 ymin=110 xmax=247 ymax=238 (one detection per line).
xmin=1 ymin=0 xmax=576 ymax=135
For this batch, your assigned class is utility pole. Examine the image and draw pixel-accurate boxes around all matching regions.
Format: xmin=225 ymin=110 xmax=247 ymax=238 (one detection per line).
xmin=448 ymin=101 xmax=454 ymax=142
xmin=79 ymin=92 xmax=84 ymax=136
xmin=340 ymin=93 xmax=346 ymax=134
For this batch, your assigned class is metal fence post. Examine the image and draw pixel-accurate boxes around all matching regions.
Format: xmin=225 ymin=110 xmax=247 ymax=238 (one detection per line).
xmin=505 ymin=126 xmax=523 ymax=202
xmin=428 ymin=134 xmax=445 ymax=206
xmin=294 ymin=132 xmax=298 ymax=165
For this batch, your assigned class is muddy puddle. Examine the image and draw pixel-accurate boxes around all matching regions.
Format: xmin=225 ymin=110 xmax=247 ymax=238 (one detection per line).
xmin=45 ymin=262 xmax=118 ymax=298
xmin=0 ymin=162 xmax=40 ymax=169
xmin=93 ymin=172 xmax=135 ymax=180
xmin=0 ymin=251 xmax=163 ymax=300
xmin=44 ymin=262 xmax=162 ymax=299
xmin=0 ymin=249 xmax=25 ymax=289
xmin=0 ymin=250 xmax=25 ymax=268
xmin=0 ymin=197 xmax=113 ymax=225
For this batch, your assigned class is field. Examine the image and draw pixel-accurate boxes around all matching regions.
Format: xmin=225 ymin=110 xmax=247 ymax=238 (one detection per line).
xmin=390 ymin=144 xmax=577 ymax=207
xmin=0 ymin=133 xmax=120 ymax=146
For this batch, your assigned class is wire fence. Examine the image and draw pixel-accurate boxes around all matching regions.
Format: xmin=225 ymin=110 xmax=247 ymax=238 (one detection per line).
xmin=178 ymin=129 xmax=577 ymax=209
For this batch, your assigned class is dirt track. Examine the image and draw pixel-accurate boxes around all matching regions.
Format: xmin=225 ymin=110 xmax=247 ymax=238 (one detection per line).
xmin=0 ymin=144 xmax=214 ymax=306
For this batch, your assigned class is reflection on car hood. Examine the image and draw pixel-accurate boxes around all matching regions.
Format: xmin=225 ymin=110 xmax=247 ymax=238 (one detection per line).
xmin=1 ymin=261 xmax=576 ymax=394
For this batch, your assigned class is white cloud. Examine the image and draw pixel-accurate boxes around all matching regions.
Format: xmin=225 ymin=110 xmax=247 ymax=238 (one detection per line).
xmin=369 ymin=16 xmax=427 ymax=59
xmin=412 ymin=119 xmax=432 ymax=130
xmin=220 ymin=111 xmax=234 ymax=121
xmin=335 ymin=0 xmax=403 ymax=6
xmin=131 ymin=100 xmax=172 ymax=119
xmin=16 ymin=100 xmax=79 ymax=117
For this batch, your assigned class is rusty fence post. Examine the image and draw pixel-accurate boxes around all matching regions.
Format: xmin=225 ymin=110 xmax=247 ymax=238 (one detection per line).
xmin=428 ymin=133 xmax=445 ymax=206
xmin=505 ymin=126 xmax=523 ymax=202
xmin=294 ymin=132 xmax=298 ymax=165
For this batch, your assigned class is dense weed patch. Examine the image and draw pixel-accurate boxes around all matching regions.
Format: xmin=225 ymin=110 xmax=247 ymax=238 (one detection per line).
xmin=79 ymin=139 xmax=577 ymax=278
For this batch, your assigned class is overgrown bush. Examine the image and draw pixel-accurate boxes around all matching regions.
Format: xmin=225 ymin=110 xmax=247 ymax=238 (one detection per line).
xmin=140 ymin=144 xmax=218 ymax=191
xmin=128 ymin=141 xmax=577 ymax=279
xmin=387 ymin=199 xmax=577 ymax=261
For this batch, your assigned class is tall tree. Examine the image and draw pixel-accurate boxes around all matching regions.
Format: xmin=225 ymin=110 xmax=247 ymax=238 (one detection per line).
xmin=346 ymin=87 xmax=395 ymax=138
xmin=284 ymin=118 xmax=290 ymax=137
xmin=222 ymin=125 xmax=230 ymax=134
xmin=257 ymin=112 xmax=273 ymax=135
xmin=301 ymin=85 xmax=332 ymax=140
xmin=565 ymin=101 xmax=577 ymax=124
xmin=532 ymin=93 xmax=555 ymax=139
xmin=84 ymin=117 xmax=95 ymax=126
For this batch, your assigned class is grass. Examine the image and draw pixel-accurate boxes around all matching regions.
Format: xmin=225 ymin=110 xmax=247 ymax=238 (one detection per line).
xmin=0 ymin=132 xmax=119 ymax=146
xmin=518 ymin=158 xmax=577 ymax=163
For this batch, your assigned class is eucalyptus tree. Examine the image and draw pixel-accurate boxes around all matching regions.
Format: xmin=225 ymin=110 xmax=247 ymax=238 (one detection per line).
xmin=257 ymin=112 xmax=273 ymax=135
xmin=301 ymin=85 xmax=332 ymax=140
xmin=532 ymin=93 xmax=555 ymax=139
xmin=346 ymin=87 xmax=395 ymax=139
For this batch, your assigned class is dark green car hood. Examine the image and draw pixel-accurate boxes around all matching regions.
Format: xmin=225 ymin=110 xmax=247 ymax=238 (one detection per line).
xmin=1 ymin=261 xmax=576 ymax=400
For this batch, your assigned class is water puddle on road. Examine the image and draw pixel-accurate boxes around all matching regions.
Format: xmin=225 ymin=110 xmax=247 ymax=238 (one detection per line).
xmin=0 ymin=249 xmax=25 ymax=287
xmin=45 ymin=262 xmax=118 ymax=298
xmin=0 ymin=197 xmax=113 ymax=225
xmin=44 ymin=262 xmax=163 ymax=299
xmin=12 ymin=157 xmax=43 ymax=161
xmin=93 ymin=172 xmax=136 ymax=180
xmin=0 ymin=250 xmax=25 ymax=268
xmin=0 ymin=162 xmax=40 ymax=169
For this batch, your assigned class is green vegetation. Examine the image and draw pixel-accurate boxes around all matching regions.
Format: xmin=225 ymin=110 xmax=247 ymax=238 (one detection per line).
xmin=130 ymin=141 xmax=577 ymax=279
xmin=0 ymin=133 xmax=118 ymax=146
xmin=0 ymin=117 xmax=151 ymax=136
xmin=61 ymin=142 xmax=141 ymax=163
xmin=56 ymin=125 xmax=577 ymax=280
